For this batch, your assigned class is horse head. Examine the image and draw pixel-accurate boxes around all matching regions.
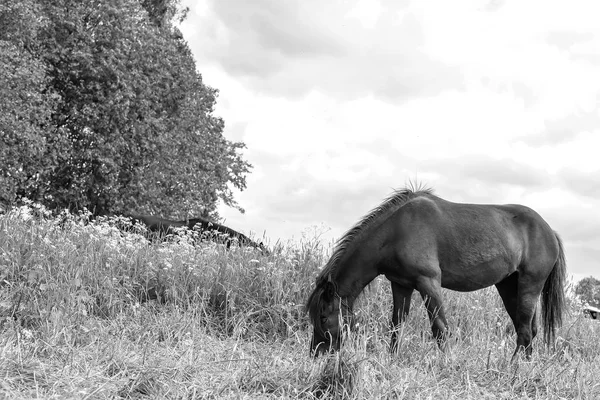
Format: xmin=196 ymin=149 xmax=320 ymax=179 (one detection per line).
xmin=306 ymin=278 xmax=353 ymax=357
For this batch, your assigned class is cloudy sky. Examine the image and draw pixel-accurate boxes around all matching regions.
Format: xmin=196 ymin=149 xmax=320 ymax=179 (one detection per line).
xmin=179 ymin=0 xmax=600 ymax=280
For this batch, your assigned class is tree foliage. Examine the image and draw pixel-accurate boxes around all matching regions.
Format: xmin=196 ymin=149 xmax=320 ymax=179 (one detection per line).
xmin=0 ymin=1 xmax=57 ymax=206
xmin=0 ymin=0 xmax=250 ymax=218
xmin=575 ymin=276 xmax=600 ymax=308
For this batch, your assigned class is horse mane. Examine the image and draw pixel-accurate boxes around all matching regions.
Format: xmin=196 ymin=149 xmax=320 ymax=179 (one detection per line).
xmin=305 ymin=184 xmax=433 ymax=326
xmin=319 ymin=184 xmax=433 ymax=283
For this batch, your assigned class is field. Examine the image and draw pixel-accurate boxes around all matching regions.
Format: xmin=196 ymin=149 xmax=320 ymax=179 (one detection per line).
xmin=1 ymin=205 xmax=600 ymax=399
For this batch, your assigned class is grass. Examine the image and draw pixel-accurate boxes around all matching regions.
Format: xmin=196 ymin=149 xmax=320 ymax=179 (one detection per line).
xmin=1 ymin=203 xmax=600 ymax=399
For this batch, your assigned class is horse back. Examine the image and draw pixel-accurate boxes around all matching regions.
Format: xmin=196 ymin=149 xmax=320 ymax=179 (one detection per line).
xmin=387 ymin=195 xmax=558 ymax=290
xmin=130 ymin=215 xmax=186 ymax=234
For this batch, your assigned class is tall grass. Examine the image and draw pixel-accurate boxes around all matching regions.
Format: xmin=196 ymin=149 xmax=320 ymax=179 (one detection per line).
xmin=1 ymin=204 xmax=599 ymax=399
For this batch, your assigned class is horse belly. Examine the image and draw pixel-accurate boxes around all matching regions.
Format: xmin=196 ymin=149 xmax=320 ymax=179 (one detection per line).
xmin=440 ymin=257 xmax=515 ymax=292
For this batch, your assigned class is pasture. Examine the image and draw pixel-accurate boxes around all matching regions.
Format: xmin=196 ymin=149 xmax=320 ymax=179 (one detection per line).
xmin=1 ymin=205 xmax=599 ymax=399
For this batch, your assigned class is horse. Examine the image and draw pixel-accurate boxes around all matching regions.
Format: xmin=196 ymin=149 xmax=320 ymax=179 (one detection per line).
xmin=185 ymin=217 xmax=269 ymax=254
xmin=125 ymin=214 xmax=186 ymax=237
xmin=126 ymin=214 xmax=269 ymax=254
xmin=305 ymin=186 xmax=566 ymax=361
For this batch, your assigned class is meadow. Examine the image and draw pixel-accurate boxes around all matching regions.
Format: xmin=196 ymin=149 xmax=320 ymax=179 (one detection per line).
xmin=1 ymin=204 xmax=599 ymax=399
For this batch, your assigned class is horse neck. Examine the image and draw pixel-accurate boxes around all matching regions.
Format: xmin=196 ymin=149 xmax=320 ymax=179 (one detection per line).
xmin=332 ymin=246 xmax=380 ymax=306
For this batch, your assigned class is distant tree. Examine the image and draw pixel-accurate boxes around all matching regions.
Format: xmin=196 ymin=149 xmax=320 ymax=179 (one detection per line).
xmin=1 ymin=0 xmax=250 ymax=218
xmin=575 ymin=276 xmax=600 ymax=307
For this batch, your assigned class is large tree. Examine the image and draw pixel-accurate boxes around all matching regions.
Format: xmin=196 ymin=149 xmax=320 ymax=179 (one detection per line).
xmin=1 ymin=0 xmax=250 ymax=218
xmin=575 ymin=276 xmax=600 ymax=308
xmin=0 ymin=1 xmax=57 ymax=206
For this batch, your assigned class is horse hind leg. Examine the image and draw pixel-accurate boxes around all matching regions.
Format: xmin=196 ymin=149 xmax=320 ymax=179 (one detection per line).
xmin=513 ymin=277 xmax=545 ymax=361
xmin=495 ymin=273 xmax=519 ymax=335
xmin=390 ymin=281 xmax=414 ymax=353
xmin=496 ymin=272 xmax=540 ymax=361
xmin=417 ymin=277 xmax=449 ymax=348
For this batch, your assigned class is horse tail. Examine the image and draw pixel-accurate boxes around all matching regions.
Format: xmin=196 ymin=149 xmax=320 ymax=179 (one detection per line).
xmin=541 ymin=231 xmax=566 ymax=346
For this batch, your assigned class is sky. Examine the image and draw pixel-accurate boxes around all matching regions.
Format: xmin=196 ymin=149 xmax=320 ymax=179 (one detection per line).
xmin=179 ymin=0 xmax=600 ymax=281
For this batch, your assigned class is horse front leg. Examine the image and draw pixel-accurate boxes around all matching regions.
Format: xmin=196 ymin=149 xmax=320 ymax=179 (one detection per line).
xmin=417 ymin=277 xmax=449 ymax=348
xmin=390 ymin=281 xmax=413 ymax=353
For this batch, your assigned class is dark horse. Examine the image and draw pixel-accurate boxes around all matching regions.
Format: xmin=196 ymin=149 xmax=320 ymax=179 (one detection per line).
xmin=126 ymin=214 xmax=269 ymax=254
xmin=306 ymin=187 xmax=566 ymax=361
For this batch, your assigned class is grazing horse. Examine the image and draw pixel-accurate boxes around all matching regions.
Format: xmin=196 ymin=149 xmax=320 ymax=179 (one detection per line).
xmin=185 ymin=217 xmax=269 ymax=254
xmin=126 ymin=215 xmax=186 ymax=237
xmin=305 ymin=187 xmax=566 ymax=361
xmin=126 ymin=214 xmax=269 ymax=254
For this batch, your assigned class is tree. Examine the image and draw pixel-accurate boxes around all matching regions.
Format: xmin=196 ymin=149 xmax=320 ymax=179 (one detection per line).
xmin=140 ymin=0 xmax=187 ymax=29
xmin=575 ymin=276 xmax=600 ymax=308
xmin=0 ymin=1 xmax=58 ymax=206
xmin=1 ymin=0 xmax=251 ymax=218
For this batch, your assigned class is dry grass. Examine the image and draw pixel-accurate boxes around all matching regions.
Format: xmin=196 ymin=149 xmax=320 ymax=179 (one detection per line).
xmin=1 ymin=204 xmax=599 ymax=399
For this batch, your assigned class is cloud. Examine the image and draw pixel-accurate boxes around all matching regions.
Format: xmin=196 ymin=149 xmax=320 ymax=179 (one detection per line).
xmin=512 ymin=130 xmax=600 ymax=174
xmin=423 ymin=156 xmax=552 ymax=190
xmin=182 ymin=0 xmax=600 ymax=278
xmin=545 ymin=24 xmax=600 ymax=66
xmin=237 ymin=149 xmax=405 ymax=224
xmin=226 ymin=121 xmax=248 ymax=142
xmin=559 ymin=168 xmax=600 ymax=200
xmin=482 ymin=0 xmax=506 ymax=12
xmin=214 ymin=0 xmax=345 ymax=57
xmin=184 ymin=1 xmax=463 ymax=100
xmin=546 ymin=31 xmax=595 ymax=52
xmin=520 ymin=111 xmax=600 ymax=147
xmin=553 ymin=210 xmax=600 ymax=246
xmin=203 ymin=0 xmax=346 ymax=79
xmin=420 ymin=0 xmax=600 ymax=120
